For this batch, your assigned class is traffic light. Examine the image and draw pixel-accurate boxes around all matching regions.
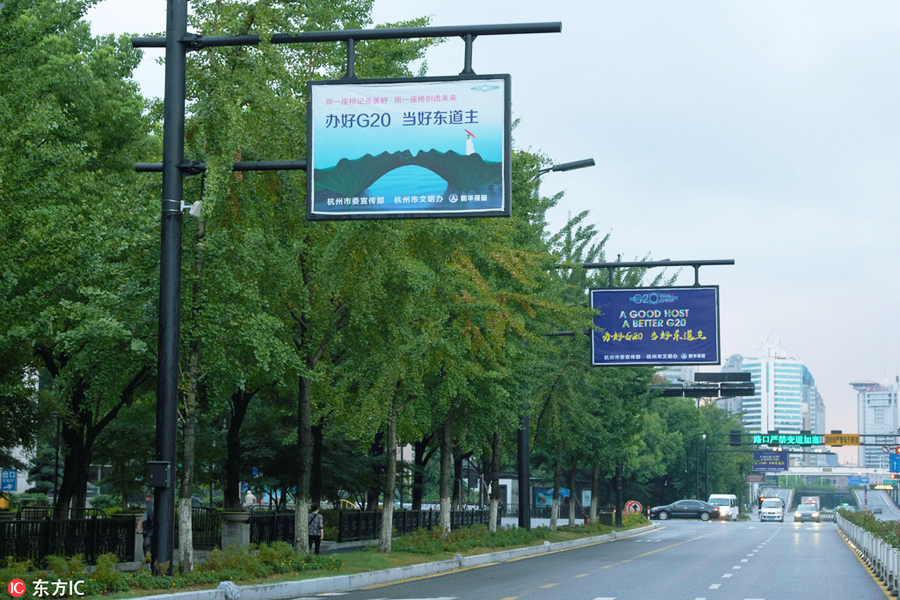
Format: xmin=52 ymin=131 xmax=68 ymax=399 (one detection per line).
xmin=730 ymin=429 xmax=742 ymax=446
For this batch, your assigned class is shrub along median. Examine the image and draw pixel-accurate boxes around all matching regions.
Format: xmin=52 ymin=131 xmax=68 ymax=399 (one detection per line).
xmin=0 ymin=513 xmax=649 ymax=598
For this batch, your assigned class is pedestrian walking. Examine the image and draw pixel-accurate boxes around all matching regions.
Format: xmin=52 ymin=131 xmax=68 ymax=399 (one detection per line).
xmin=307 ymin=504 xmax=324 ymax=555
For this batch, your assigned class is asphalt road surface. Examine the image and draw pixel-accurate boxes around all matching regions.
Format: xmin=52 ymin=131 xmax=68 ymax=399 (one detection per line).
xmin=314 ymin=519 xmax=887 ymax=600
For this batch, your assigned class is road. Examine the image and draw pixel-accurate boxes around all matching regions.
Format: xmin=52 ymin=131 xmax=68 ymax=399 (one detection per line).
xmin=325 ymin=519 xmax=886 ymax=600
xmin=856 ymin=489 xmax=900 ymax=521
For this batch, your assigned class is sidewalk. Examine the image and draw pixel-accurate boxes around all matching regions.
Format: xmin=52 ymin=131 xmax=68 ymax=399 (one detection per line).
xmin=134 ymin=523 xmax=658 ymax=600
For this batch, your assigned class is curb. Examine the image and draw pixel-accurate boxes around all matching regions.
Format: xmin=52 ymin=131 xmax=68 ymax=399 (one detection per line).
xmin=132 ymin=524 xmax=658 ymax=600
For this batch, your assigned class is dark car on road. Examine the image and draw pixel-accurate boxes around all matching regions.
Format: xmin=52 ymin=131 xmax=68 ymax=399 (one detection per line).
xmin=794 ymin=503 xmax=820 ymax=522
xmin=649 ymin=499 xmax=720 ymax=521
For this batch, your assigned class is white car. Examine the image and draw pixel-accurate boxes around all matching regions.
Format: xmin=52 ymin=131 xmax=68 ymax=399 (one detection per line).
xmin=760 ymin=498 xmax=784 ymax=522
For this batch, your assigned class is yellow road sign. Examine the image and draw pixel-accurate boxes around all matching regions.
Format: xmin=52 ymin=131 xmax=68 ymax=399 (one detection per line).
xmin=824 ymin=434 xmax=860 ymax=446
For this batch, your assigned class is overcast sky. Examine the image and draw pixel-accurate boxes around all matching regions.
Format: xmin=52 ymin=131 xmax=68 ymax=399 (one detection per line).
xmin=86 ymin=1 xmax=900 ymax=464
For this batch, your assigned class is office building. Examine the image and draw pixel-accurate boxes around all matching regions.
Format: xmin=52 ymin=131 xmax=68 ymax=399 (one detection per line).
xmin=853 ymin=379 xmax=899 ymax=469
xmin=738 ymin=334 xmax=804 ymax=435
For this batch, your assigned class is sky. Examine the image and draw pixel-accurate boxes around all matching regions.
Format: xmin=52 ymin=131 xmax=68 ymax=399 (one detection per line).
xmin=85 ymin=1 xmax=900 ymax=464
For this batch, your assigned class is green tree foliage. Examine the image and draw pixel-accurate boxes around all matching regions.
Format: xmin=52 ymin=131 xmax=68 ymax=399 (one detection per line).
xmin=0 ymin=0 xmax=157 ymax=512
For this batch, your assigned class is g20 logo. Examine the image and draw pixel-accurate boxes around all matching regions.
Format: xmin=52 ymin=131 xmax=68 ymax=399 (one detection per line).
xmin=8 ymin=579 xmax=26 ymax=598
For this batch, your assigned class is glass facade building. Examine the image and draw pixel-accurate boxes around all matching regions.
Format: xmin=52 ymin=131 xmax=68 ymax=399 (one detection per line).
xmin=853 ymin=379 xmax=899 ymax=469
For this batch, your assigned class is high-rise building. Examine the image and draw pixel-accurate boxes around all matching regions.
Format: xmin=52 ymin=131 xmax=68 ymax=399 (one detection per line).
xmin=802 ymin=366 xmax=826 ymax=435
xmin=853 ymin=379 xmax=899 ymax=468
xmin=739 ymin=334 xmax=804 ymax=434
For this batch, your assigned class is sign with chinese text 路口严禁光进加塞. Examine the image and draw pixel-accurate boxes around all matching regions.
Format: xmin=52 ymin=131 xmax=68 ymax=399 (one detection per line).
xmin=307 ymin=75 xmax=511 ymax=221
xmin=752 ymin=451 xmax=788 ymax=472
xmin=589 ymin=287 xmax=720 ymax=367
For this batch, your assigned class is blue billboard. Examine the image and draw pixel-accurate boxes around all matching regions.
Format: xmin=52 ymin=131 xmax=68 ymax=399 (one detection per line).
xmin=308 ymin=75 xmax=511 ymax=221
xmin=590 ymin=287 xmax=720 ymax=366
xmin=752 ymin=451 xmax=788 ymax=472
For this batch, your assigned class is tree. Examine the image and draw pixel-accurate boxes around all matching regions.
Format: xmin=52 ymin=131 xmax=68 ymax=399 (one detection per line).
xmin=0 ymin=0 xmax=157 ymax=514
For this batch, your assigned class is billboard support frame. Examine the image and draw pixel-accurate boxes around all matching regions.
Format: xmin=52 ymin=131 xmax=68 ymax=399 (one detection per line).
xmin=132 ymin=4 xmax=561 ymax=573
xmin=580 ymin=259 xmax=735 ymax=289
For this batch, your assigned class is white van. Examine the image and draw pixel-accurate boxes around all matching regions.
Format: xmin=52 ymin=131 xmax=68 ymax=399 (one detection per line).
xmin=707 ymin=494 xmax=739 ymax=521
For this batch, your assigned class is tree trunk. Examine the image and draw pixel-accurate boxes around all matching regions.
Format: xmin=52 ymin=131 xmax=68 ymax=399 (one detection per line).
xmin=550 ymin=439 xmax=563 ymax=531
xmin=453 ymin=453 xmax=463 ymax=509
xmin=293 ymin=374 xmax=312 ymax=553
xmin=439 ymin=415 xmax=452 ymax=536
xmin=311 ymin=421 xmax=324 ymax=504
xmin=366 ymin=431 xmax=385 ymax=511
xmin=589 ymin=464 xmax=599 ymax=524
xmin=178 ymin=216 xmax=204 ymax=572
xmin=177 ymin=388 xmax=197 ymax=571
xmin=411 ymin=437 xmax=430 ymax=510
xmin=224 ymin=389 xmax=254 ymax=510
xmin=488 ymin=432 xmax=501 ymax=532
xmin=378 ymin=399 xmax=398 ymax=553
xmin=567 ymin=466 xmax=577 ymax=525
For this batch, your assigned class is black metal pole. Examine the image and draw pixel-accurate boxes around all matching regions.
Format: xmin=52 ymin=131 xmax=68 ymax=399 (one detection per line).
xmin=615 ymin=463 xmax=623 ymax=527
xmin=517 ymin=414 xmax=531 ymax=530
xmin=705 ymin=446 xmax=710 ymax=500
xmin=152 ymin=0 xmax=187 ymax=575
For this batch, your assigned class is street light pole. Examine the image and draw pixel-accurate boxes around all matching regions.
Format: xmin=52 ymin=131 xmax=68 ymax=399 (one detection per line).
xmin=705 ymin=445 xmax=710 ymax=500
xmin=517 ymin=158 xmax=594 ymax=531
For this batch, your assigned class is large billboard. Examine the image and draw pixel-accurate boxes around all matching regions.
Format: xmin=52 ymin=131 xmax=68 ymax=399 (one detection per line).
xmin=307 ymin=75 xmax=511 ymax=221
xmin=590 ymin=286 xmax=720 ymax=366
xmin=752 ymin=451 xmax=788 ymax=472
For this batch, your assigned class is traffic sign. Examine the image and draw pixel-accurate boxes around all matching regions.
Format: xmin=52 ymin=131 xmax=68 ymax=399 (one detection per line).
xmin=0 ymin=469 xmax=16 ymax=492
xmin=892 ymin=454 xmax=900 ymax=473
xmin=848 ymin=477 xmax=870 ymax=486
xmin=824 ymin=434 xmax=859 ymax=446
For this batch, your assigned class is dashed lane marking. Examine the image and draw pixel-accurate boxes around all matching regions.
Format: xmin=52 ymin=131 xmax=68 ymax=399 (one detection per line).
xmin=573 ymin=574 xmax=589 ymax=578
xmin=539 ymin=583 xmax=558 ymax=588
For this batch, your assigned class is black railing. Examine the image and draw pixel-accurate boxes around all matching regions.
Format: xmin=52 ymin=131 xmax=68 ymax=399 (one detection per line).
xmin=337 ymin=509 xmax=496 ymax=542
xmin=0 ymin=516 xmax=135 ymax=568
xmin=175 ymin=506 xmax=221 ymax=551
xmin=14 ymin=506 xmax=107 ymax=520
xmin=249 ymin=510 xmax=295 ymax=545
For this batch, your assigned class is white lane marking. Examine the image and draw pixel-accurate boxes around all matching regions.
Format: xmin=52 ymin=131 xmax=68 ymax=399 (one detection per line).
xmin=741 ymin=559 xmax=749 ymax=563
xmin=709 ymin=584 xmax=722 ymax=589
xmin=732 ymin=565 xmax=741 ymax=569
xmin=593 ymin=598 xmax=617 ymax=600
xmin=722 ymin=573 xmax=733 ymax=578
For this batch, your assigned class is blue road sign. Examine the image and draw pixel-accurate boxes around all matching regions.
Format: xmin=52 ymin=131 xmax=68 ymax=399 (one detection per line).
xmin=848 ymin=477 xmax=869 ymax=486
xmin=1 ymin=469 xmax=16 ymax=492
xmin=891 ymin=454 xmax=900 ymax=473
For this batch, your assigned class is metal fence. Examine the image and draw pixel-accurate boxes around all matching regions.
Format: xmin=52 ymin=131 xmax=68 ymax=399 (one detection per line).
xmin=505 ymin=504 xmax=614 ymax=525
xmin=0 ymin=515 xmax=136 ymax=568
xmin=337 ymin=509 xmax=496 ymax=542
xmin=14 ymin=507 xmax=107 ymax=520
xmin=249 ymin=510 xmax=294 ymax=545
xmin=174 ymin=506 xmax=221 ymax=551
xmin=836 ymin=513 xmax=900 ymax=594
